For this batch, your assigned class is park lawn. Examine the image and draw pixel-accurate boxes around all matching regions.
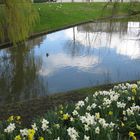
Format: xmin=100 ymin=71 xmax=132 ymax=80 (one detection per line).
xmin=33 ymin=2 xmax=140 ymax=34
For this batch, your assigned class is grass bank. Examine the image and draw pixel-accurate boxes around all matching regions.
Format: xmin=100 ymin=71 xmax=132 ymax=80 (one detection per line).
xmin=0 ymin=80 xmax=138 ymax=126
xmin=33 ymin=2 xmax=140 ymax=34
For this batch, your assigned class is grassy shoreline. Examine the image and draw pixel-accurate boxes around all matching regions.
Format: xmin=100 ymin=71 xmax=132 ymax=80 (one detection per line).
xmin=0 ymin=80 xmax=139 ymax=126
xmin=1 ymin=81 xmax=140 ymax=140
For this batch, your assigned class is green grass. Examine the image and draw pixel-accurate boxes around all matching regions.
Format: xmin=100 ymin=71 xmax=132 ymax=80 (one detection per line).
xmin=33 ymin=2 xmax=140 ymax=34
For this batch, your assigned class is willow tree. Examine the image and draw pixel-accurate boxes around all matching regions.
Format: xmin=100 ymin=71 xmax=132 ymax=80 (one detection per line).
xmin=0 ymin=0 xmax=39 ymax=45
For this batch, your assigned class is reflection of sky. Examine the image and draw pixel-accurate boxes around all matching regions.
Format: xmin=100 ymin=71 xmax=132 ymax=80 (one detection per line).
xmin=33 ymin=21 xmax=140 ymax=93
xmin=0 ymin=21 xmax=140 ymax=96
xmin=64 ymin=22 xmax=140 ymax=59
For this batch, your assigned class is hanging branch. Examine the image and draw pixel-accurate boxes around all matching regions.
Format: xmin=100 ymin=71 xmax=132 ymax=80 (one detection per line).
xmin=0 ymin=0 xmax=39 ymax=45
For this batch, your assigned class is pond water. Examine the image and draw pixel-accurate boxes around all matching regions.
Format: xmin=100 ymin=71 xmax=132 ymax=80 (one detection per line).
xmin=0 ymin=21 xmax=140 ymax=104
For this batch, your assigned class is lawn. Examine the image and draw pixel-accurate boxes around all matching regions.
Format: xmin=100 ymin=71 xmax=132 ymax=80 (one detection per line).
xmin=33 ymin=2 xmax=140 ymax=34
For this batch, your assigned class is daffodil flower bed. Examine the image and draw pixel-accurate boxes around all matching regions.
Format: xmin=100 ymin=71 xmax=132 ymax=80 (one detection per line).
xmin=0 ymin=82 xmax=140 ymax=140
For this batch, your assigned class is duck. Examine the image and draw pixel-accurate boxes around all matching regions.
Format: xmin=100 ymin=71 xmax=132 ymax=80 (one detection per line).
xmin=46 ymin=53 xmax=49 ymax=57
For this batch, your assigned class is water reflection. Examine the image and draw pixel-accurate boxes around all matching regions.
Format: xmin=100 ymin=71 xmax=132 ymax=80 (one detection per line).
xmin=0 ymin=36 xmax=48 ymax=104
xmin=0 ymin=21 xmax=140 ymax=104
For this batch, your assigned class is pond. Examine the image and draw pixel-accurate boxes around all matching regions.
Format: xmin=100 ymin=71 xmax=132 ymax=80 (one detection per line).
xmin=0 ymin=21 xmax=140 ymax=105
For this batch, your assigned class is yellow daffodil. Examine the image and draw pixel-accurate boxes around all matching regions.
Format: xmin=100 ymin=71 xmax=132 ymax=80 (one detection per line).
xmin=39 ymin=137 xmax=44 ymax=140
xmin=132 ymin=84 xmax=137 ymax=89
xmin=133 ymin=136 xmax=137 ymax=140
xmin=7 ymin=115 xmax=14 ymax=122
xmin=108 ymin=111 xmax=113 ymax=116
xmin=62 ymin=113 xmax=70 ymax=120
xmin=16 ymin=116 xmax=21 ymax=121
xmin=14 ymin=135 xmax=21 ymax=140
xmin=28 ymin=129 xmax=35 ymax=140
xmin=132 ymin=88 xmax=136 ymax=95
xmin=129 ymin=131 xmax=137 ymax=140
xmin=129 ymin=131 xmax=135 ymax=137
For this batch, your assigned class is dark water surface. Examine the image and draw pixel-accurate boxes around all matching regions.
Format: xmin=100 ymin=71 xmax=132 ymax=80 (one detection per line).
xmin=0 ymin=21 xmax=140 ymax=104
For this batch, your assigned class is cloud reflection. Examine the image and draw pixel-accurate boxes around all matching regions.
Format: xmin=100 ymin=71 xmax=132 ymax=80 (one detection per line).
xmin=64 ymin=22 xmax=140 ymax=59
xmin=39 ymin=53 xmax=100 ymax=76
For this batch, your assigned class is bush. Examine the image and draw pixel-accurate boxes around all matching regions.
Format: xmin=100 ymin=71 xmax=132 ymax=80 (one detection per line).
xmin=0 ymin=82 xmax=140 ymax=140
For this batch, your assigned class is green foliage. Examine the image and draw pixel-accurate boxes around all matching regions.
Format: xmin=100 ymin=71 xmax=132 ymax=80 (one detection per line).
xmin=0 ymin=0 xmax=39 ymax=45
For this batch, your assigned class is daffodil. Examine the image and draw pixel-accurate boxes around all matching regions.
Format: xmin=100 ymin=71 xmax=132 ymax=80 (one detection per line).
xmin=7 ymin=116 xmax=14 ymax=122
xmin=14 ymin=135 xmax=21 ymax=140
xmin=62 ymin=113 xmax=70 ymax=120
xmin=121 ymin=121 xmax=125 ymax=127
xmin=132 ymin=84 xmax=137 ymax=89
xmin=132 ymin=88 xmax=136 ymax=95
xmin=136 ymin=124 xmax=140 ymax=130
xmin=59 ymin=110 xmax=63 ymax=114
xmin=16 ymin=116 xmax=21 ymax=121
xmin=129 ymin=131 xmax=137 ymax=140
xmin=28 ymin=129 xmax=35 ymax=140
xmin=39 ymin=137 xmax=44 ymax=140
xmin=129 ymin=131 xmax=135 ymax=137
xmin=108 ymin=111 xmax=113 ymax=116
xmin=95 ymin=113 xmax=100 ymax=119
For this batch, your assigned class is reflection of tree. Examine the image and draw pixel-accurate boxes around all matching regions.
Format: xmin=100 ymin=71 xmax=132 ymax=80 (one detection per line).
xmin=64 ymin=40 xmax=83 ymax=57
xmin=77 ymin=21 xmax=128 ymax=34
xmin=64 ymin=27 xmax=97 ymax=57
xmin=0 ymin=36 xmax=48 ymax=105
xmin=63 ymin=21 xmax=140 ymax=65
xmin=25 ymin=36 xmax=46 ymax=47
xmin=64 ymin=21 xmax=129 ymax=57
xmin=63 ymin=27 xmax=85 ymax=57
xmin=103 ymin=70 xmax=112 ymax=84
